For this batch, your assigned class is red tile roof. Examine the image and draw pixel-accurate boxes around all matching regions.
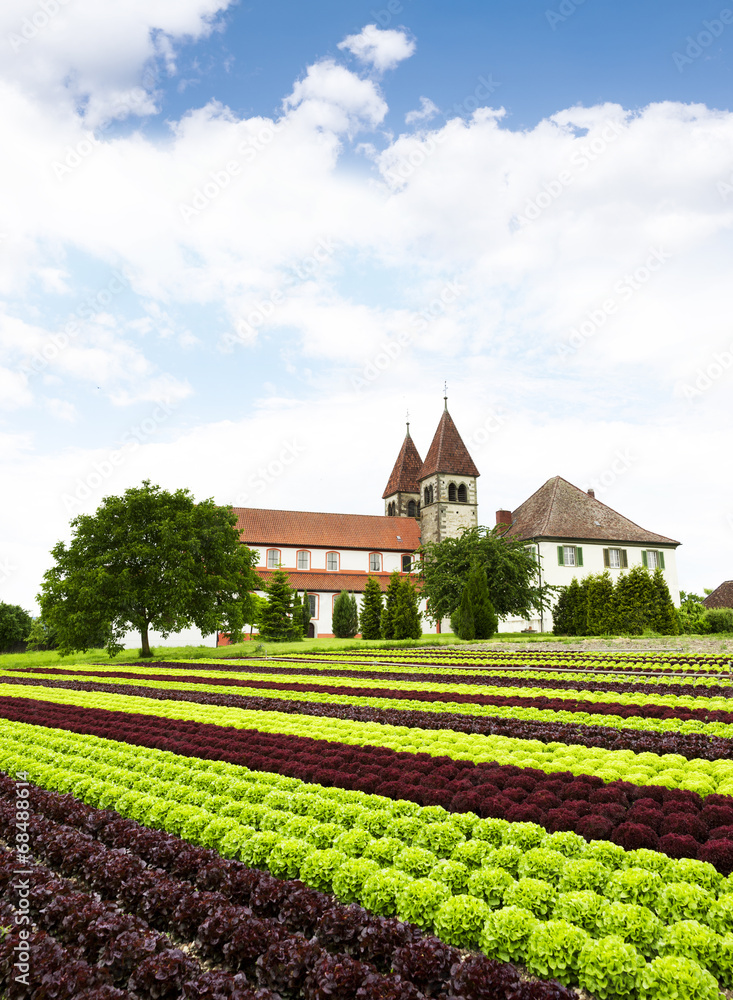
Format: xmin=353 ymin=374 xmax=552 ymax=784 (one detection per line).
xmin=382 ymin=428 xmax=424 ymax=498
xmin=419 ymin=407 xmax=480 ymax=479
xmin=703 ymin=581 xmax=733 ymax=609
xmin=504 ymin=476 xmax=680 ymax=546
xmin=257 ymin=569 xmax=410 ymax=593
xmin=234 ymin=507 xmax=422 ymax=551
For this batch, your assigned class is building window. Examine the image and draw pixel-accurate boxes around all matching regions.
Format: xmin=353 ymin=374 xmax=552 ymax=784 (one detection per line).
xmin=604 ymin=548 xmax=628 ymax=569
xmin=387 ymin=501 xmax=396 ymax=516
xmin=297 ymin=550 xmax=310 ymax=571
xmin=326 ymin=552 xmax=339 ymax=571
xmin=407 ymin=499 xmax=417 ymax=517
xmin=457 ymin=483 xmax=467 ymax=503
xmin=308 ymin=594 xmax=318 ymax=618
xmin=448 ymin=482 xmax=457 ymax=502
xmin=369 ymin=552 xmax=381 ymax=572
xmin=266 ymin=549 xmax=281 ymax=568
xmin=558 ymin=545 xmax=583 ymax=567
xmin=402 ymin=553 xmax=412 ymax=573
xmin=643 ymin=550 xmax=665 ymax=570
xmin=424 ymin=484 xmax=434 ymax=505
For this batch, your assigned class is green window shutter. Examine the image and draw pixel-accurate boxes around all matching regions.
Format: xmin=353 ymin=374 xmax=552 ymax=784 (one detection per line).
xmin=603 ymin=548 xmax=609 ymax=568
xmin=558 ymin=545 xmax=564 ymax=566
xmin=621 ymin=550 xmax=628 ymax=568
xmin=641 ymin=550 xmax=648 ymax=568
xmin=659 ymin=551 xmax=666 ymax=570
xmin=576 ymin=547 xmax=583 ymax=567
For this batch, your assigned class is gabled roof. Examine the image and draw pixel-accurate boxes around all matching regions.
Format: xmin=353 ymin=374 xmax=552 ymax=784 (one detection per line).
xmin=382 ymin=427 xmax=424 ymax=498
xmin=503 ymin=476 xmax=680 ymax=546
xmin=419 ymin=406 xmax=480 ymax=479
xmin=703 ymin=581 xmax=733 ymax=609
xmin=234 ymin=507 xmax=421 ymax=552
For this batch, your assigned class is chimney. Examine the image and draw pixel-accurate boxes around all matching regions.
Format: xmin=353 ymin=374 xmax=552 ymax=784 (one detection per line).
xmin=496 ymin=509 xmax=513 ymax=526
xmin=587 ymin=488 xmax=595 ymax=498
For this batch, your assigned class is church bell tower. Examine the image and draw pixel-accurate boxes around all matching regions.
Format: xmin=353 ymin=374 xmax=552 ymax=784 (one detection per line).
xmin=382 ymin=421 xmax=423 ymax=519
xmin=418 ymin=396 xmax=480 ymax=545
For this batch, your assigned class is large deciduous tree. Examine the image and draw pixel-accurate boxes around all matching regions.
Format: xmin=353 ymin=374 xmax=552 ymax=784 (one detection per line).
xmin=0 ymin=603 xmax=33 ymax=652
xmin=419 ymin=526 xmax=550 ymax=626
xmin=39 ymin=480 xmax=260 ymax=657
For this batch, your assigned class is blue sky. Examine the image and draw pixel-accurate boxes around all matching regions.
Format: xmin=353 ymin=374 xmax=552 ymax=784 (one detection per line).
xmin=0 ymin=0 xmax=732 ymax=614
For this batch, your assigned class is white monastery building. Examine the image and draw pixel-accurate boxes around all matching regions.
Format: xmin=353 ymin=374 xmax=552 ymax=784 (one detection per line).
xmin=225 ymin=400 xmax=681 ymax=638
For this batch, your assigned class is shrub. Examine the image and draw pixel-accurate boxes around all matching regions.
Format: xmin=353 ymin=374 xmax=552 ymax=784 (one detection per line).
xmin=333 ymin=591 xmax=359 ymax=639
xmin=707 ymin=608 xmax=733 ymax=633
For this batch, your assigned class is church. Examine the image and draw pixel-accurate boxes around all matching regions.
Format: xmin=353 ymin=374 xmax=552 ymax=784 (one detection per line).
xmin=228 ymin=399 xmax=681 ymax=638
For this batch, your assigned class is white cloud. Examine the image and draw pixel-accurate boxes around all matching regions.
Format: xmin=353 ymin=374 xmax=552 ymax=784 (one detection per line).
xmin=0 ymin=0 xmax=232 ymax=123
xmin=338 ymin=24 xmax=416 ymax=72
xmin=2 ymin=24 xmax=733 ymax=613
xmin=405 ymin=96 xmax=439 ymax=125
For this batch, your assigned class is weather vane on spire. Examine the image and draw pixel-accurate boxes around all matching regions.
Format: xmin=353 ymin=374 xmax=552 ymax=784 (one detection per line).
xmin=406 ymin=408 xmax=410 ymax=433
xmin=444 ymin=381 xmax=448 ymax=409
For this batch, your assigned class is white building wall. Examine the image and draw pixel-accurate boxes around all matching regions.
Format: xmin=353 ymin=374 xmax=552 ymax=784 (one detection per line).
xmin=498 ymin=540 xmax=680 ymax=634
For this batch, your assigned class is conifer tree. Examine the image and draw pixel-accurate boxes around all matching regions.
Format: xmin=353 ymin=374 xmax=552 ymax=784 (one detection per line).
xmin=333 ymin=591 xmax=359 ymax=638
xmin=651 ymin=568 xmax=680 ymax=635
xmin=258 ymin=569 xmax=302 ymax=641
xmin=359 ymin=576 xmax=383 ymax=640
xmin=380 ymin=571 xmax=401 ymax=639
xmin=557 ymin=577 xmax=583 ymax=635
xmin=392 ymin=577 xmax=423 ymax=639
xmin=301 ymin=591 xmax=312 ymax=636
xmin=291 ymin=591 xmax=305 ymax=640
xmin=572 ymin=577 xmax=591 ymax=636
xmin=551 ymin=586 xmax=573 ymax=635
xmin=612 ymin=565 xmax=655 ymax=634
xmin=451 ymin=562 xmax=497 ymax=640
xmin=586 ymin=571 xmax=615 ymax=635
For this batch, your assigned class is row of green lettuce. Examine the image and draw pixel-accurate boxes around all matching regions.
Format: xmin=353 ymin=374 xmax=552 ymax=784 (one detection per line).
xmin=5 ymin=670 xmax=733 ymax=744
xmin=281 ymin=650 xmax=732 ymax=674
xmin=0 ymin=718 xmax=731 ymax=998
xmin=1 ymin=682 xmax=732 ymax=795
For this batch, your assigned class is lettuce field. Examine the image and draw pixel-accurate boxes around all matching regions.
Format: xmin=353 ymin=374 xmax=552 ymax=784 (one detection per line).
xmin=0 ymin=646 xmax=732 ymax=999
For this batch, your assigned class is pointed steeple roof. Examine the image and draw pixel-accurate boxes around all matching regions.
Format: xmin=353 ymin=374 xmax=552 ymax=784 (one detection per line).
xmin=382 ymin=424 xmax=424 ymax=498
xmin=419 ymin=404 xmax=480 ymax=479
xmin=505 ymin=476 xmax=679 ymax=545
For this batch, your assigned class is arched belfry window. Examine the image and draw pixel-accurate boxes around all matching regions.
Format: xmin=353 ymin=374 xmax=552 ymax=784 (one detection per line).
xmin=407 ymin=499 xmax=417 ymax=518
xmin=457 ymin=483 xmax=467 ymax=503
xmin=448 ymin=482 xmax=457 ymax=502
xmin=424 ymin=485 xmax=433 ymax=506
xmin=387 ymin=502 xmax=396 ymax=516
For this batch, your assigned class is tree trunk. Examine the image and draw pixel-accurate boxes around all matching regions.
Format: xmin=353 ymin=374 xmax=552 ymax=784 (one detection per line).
xmin=140 ymin=623 xmax=152 ymax=657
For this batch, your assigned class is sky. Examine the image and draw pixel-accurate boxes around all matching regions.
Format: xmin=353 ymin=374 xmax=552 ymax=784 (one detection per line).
xmin=1 ymin=0 xmax=732 ymax=618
